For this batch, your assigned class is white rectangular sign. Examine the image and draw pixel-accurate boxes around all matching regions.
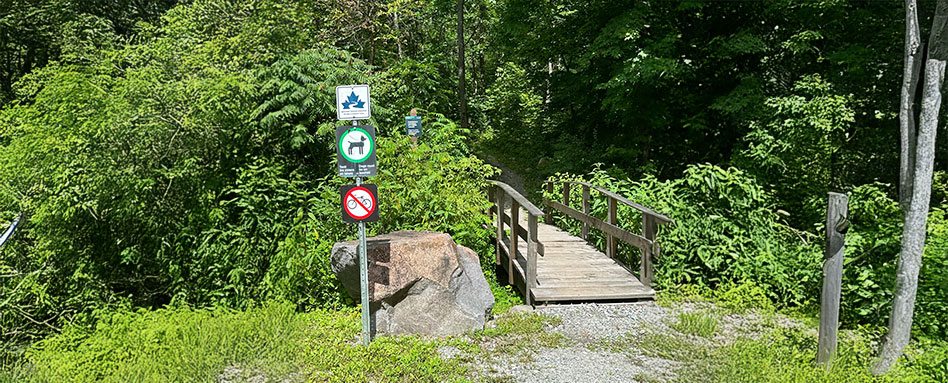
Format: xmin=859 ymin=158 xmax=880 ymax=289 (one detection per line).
xmin=336 ymin=85 xmax=371 ymax=121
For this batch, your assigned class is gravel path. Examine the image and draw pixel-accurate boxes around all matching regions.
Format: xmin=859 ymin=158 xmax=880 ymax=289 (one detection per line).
xmin=477 ymin=301 xmax=796 ymax=383
xmin=479 ymin=302 xmax=681 ymax=383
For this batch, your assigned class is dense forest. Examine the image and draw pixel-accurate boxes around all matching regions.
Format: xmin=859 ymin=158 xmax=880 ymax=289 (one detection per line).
xmin=1 ymin=0 xmax=947 ymax=381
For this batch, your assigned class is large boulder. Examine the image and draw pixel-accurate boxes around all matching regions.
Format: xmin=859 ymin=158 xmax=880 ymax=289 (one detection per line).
xmin=331 ymin=231 xmax=494 ymax=336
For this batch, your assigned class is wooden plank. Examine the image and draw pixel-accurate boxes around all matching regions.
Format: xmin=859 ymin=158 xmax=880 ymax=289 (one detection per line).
xmin=555 ymin=181 xmax=672 ymax=224
xmin=532 ymin=287 xmax=655 ymax=302
xmin=582 ymin=185 xmax=591 ymax=240
xmin=497 ymin=241 xmax=527 ymax=295
xmin=818 ymin=192 xmax=848 ymax=368
xmin=526 ymin=215 xmax=538 ymax=305
xmin=545 ymin=181 xmax=554 ymax=224
xmin=494 ymin=190 xmax=504 ymax=265
xmin=545 ymin=200 xmax=652 ymax=251
xmin=501 ymin=211 xmax=545 ymax=255
xmin=606 ymin=197 xmax=617 ymax=258
xmin=509 ymin=200 xmax=519 ymax=285
xmin=641 ymin=215 xmax=657 ymax=286
xmin=487 ymin=180 xmax=545 ymax=216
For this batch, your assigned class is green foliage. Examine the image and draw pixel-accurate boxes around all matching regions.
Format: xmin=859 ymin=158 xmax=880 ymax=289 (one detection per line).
xmin=0 ymin=0 xmax=503 ymax=345
xmin=739 ymin=75 xmax=855 ymax=226
xmin=685 ymin=327 xmax=930 ymax=383
xmin=3 ymin=302 xmax=472 ymax=383
xmin=547 ymin=164 xmax=822 ymax=307
xmin=671 ymin=311 xmax=719 ymax=338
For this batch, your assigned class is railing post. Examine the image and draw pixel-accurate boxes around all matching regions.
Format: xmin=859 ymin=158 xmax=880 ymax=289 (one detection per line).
xmin=545 ymin=182 xmax=554 ymax=224
xmin=509 ymin=200 xmax=520 ymax=286
xmin=642 ymin=215 xmax=657 ymax=286
xmin=562 ymin=183 xmax=571 ymax=208
xmin=606 ymin=197 xmax=617 ymax=258
xmin=581 ymin=185 xmax=591 ymax=240
xmin=527 ymin=214 xmax=538 ymax=305
xmin=495 ymin=189 xmax=505 ymax=266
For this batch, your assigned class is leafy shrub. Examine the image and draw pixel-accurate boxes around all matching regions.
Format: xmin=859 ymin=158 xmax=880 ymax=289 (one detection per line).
xmin=546 ymin=164 xmax=823 ymax=307
xmin=0 ymin=0 xmax=502 ymax=344
xmin=548 ymin=166 xmax=948 ymax=338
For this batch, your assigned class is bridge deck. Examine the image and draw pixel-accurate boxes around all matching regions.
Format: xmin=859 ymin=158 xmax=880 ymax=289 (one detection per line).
xmin=499 ymin=209 xmax=655 ymax=302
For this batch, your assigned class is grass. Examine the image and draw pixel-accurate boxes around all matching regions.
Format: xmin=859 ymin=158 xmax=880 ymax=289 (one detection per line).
xmin=0 ymin=302 xmax=472 ymax=383
xmin=670 ymin=311 xmax=719 ymax=338
xmin=646 ymin=284 xmax=947 ymax=383
xmin=0 ymin=302 xmax=566 ymax=383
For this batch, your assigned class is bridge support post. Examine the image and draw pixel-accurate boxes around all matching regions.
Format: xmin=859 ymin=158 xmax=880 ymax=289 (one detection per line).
xmin=606 ymin=197 xmax=617 ymax=258
xmin=495 ymin=189 xmax=504 ymax=266
xmin=581 ymin=185 xmax=591 ymax=240
xmin=526 ymin=215 xmax=538 ymax=305
xmin=545 ymin=182 xmax=554 ymax=224
xmin=509 ymin=200 xmax=520 ymax=286
xmin=641 ymin=215 xmax=657 ymax=286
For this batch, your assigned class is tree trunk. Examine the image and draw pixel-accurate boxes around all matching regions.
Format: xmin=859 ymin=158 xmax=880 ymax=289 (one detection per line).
xmin=900 ymin=0 xmax=923 ymax=210
xmin=457 ymin=0 xmax=468 ymax=129
xmin=874 ymin=0 xmax=948 ymax=374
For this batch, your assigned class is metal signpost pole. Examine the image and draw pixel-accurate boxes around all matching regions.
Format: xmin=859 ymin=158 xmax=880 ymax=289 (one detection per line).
xmin=354 ymin=119 xmax=370 ymax=346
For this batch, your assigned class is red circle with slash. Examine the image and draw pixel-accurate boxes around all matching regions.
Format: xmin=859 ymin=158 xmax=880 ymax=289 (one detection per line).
xmin=343 ymin=186 xmax=377 ymax=220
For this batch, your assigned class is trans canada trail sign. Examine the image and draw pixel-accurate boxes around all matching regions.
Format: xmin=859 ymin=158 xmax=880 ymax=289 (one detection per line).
xmin=336 ymin=125 xmax=377 ymax=178
xmin=336 ymin=85 xmax=371 ymax=120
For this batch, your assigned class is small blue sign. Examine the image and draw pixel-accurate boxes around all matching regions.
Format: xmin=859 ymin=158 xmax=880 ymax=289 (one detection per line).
xmin=405 ymin=116 xmax=422 ymax=138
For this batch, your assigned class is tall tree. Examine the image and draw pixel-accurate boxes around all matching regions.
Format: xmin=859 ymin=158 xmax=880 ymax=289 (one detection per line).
xmin=873 ymin=0 xmax=947 ymax=374
xmin=457 ymin=0 xmax=468 ymax=129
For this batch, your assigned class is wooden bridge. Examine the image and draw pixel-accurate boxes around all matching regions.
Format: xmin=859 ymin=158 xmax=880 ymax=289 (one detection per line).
xmin=487 ymin=180 xmax=672 ymax=304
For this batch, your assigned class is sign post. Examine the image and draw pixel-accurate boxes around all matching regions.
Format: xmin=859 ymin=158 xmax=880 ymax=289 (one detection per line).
xmin=405 ymin=108 xmax=422 ymax=144
xmin=335 ymin=85 xmax=376 ymax=346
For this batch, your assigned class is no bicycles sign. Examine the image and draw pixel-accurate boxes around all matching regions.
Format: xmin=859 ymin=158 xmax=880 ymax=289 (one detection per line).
xmin=340 ymin=184 xmax=380 ymax=223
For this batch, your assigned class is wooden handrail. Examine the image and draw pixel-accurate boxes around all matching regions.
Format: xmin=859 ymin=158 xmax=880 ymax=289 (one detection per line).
xmin=543 ymin=180 xmax=671 ymax=286
xmin=487 ymin=180 xmax=545 ymax=217
xmin=487 ymin=180 xmax=542 ymax=304
xmin=550 ymin=180 xmax=672 ymax=224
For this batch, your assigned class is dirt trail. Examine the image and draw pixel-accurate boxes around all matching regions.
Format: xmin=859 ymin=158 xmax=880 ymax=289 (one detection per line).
xmin=482 ymin=154 xmax=528 ymax=205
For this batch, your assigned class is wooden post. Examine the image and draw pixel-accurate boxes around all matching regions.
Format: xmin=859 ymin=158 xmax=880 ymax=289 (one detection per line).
xmin=581 ymin=185 xmax=591 ymax=240
xmin=641 ymin=215 xmax=657 ymax=286
xmin=818 ymin=192 xmax=848 ymax=369
xmin=562 ymin=183 xmax=571 ymax=208
xmin=545 ymin=182 xmax=554 ymax=224
xmin=526 ymin=214 xmax=538 ymax=305
xmin=509 ymin=200 xmax=520 ymax=285
xmin=494 ymin=189 xmax=504 ymax=266
xmin=606 ymin=197 xmax=617 ymax=258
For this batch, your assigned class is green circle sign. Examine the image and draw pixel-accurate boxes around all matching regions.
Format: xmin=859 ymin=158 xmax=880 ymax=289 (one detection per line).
xmin=338 ymin=127 xmax=375 ymax=163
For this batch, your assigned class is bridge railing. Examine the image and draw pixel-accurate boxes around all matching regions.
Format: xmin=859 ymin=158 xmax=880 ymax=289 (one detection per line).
xmin=543 ymin=181 xmax=672 ymax=286
xmin=487 ymin=180 xmax=544 ymax=304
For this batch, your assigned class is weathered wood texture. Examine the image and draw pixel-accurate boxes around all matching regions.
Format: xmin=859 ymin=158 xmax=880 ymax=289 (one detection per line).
xmin=489 ymin=180 xmax=654 ymax=303
xmin=543 ymin=181 xmax=672 ymax=288
xmin=818 ymin=192 xmax=848 ymax=368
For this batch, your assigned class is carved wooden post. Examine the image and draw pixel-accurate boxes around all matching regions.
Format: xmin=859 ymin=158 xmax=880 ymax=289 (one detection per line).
xmin=509 ymin=200 xmax=520 ymax=285
xmin=606 ymin=197 xmax=617 ymax=258
xmin=818 ymin=192 xmax=848 ymax=369
xmin=527 ymin=214 xmax=538 ymax=305
xmin=494 ymin=189 xmax=504 ymax=266
xmin=582 ymin=185 xmax=591 ymax=240
xmin=641 ymin=215 xmax=657 ymax=286
xmin=543 ymin=181 xmax=553 ymax=225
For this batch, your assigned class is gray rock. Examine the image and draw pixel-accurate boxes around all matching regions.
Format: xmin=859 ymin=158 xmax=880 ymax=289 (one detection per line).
xmin=331 ymin=231 xmax=494 ymax=337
